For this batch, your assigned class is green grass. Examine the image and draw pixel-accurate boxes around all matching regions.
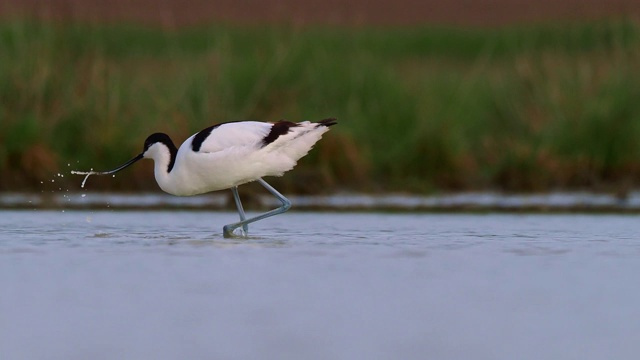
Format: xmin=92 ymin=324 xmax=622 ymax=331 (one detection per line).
xmin=2 ymin=20 xmax=640 ymax=193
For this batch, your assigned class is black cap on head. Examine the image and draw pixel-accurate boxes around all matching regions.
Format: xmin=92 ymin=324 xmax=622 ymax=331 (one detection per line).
xmin=142 ymin=132 xmax=178 ymax=172
xmin=144 ymin=133 xmax=174 ymax=152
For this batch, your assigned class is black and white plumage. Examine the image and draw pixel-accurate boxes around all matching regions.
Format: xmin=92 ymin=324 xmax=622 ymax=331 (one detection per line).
xmin=72 ymin=118 xmax=337 ymax=237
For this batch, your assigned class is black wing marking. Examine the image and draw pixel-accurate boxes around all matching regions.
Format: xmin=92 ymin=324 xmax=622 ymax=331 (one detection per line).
xmin=191 ymin=121 xmax=249 ymax=152
xmin=191 ymin=125 xmax=218 ymax=152
xmin=261 ymin=121 xmax=300 ymax=147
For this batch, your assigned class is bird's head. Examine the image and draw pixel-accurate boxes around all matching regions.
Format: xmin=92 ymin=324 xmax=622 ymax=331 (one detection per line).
xmin=71 ymin=132 xmax=177 ymax=181
xmin=142 ymin=133 xmax=175 ymax=160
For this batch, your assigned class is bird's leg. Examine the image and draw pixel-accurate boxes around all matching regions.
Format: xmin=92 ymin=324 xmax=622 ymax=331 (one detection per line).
xmin=223 ymin=178 xmax=292 ymax=238
xmin=231 ymin=186 xmax=249 ymax=235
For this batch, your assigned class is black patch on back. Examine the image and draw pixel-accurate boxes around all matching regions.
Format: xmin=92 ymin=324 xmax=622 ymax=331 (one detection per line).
xmin=191 ymin=125 xmax=218 ymax=152
xmin=262 ymin=121 xmax=300 ymax=147
xmin=143 ymin=132 xmax=178 ymax=173
xmin=191 ymin=121 xmax=248 ymax=152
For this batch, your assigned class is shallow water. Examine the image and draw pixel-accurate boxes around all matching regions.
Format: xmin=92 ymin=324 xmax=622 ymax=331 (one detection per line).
xmin=2 ymin=210 xmax=640 ymax=359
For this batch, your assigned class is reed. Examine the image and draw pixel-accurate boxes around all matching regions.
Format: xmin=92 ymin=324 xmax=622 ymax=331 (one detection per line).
xmin=1 ymin=20 xmax=640 ymax=193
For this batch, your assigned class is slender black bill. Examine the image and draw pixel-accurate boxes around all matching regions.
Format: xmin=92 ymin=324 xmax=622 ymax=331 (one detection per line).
xmin=95 ymin=153 xmax=144 ymax=175
xmin=71 ymin=153 xmax=144 ymax=188
xmin=71 ymin=153 xmax=144 ymax=176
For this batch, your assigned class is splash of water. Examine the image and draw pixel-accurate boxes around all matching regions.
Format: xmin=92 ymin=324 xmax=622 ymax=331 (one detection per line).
xmin=70 ymin=170 xmax=95 ymax=188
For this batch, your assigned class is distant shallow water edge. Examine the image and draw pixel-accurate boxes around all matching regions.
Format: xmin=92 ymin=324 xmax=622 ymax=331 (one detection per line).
xmin=3 ymin=191 xmax=640 ymax=212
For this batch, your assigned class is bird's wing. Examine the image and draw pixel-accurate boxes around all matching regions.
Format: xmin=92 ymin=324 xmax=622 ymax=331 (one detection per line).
xmin=188 ymin=121 xmax=273 ymax=154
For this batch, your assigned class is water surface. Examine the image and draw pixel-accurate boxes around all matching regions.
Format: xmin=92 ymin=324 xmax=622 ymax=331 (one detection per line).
xmin=1 ymin=211 xmax=640 ymax=359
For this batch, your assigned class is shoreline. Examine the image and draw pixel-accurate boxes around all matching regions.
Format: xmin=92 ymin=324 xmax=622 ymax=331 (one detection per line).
xmin=3 ymin=191 xmax=640 ymax=213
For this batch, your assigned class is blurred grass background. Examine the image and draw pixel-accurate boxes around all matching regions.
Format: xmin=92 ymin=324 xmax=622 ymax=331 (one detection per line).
xmin=2 ymin=19 xmax=640 ymax=194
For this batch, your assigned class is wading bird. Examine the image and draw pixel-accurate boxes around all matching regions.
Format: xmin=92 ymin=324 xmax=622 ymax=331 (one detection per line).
xmin=72 ymin=118 xmax=337 ymax=237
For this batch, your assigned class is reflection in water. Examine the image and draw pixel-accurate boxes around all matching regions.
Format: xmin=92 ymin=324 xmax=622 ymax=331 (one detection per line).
xmin=6 ymin=191 xmax=640 ymax=211
xmin=505 ymin=247 xmax=572 ymax=256
xmin=90 ymin=232 xmax=117 ymax=238
xmin=179 ymin=237 xmax=290 ymax=249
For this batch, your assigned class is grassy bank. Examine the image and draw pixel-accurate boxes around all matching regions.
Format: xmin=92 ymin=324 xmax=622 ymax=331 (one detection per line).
xmin=2 ymin=20 xmax=640 ymax=193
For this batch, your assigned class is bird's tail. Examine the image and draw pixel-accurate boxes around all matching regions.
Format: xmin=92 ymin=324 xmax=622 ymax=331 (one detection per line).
xmin=264 ymin=118 xmax=335 ymax=166
xmin=317 ymin=118 xmax=337 ymax=127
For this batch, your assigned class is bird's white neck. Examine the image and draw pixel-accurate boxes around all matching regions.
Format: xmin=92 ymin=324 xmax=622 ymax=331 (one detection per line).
xmin=143 ymin=142 xmax=179 ymax=195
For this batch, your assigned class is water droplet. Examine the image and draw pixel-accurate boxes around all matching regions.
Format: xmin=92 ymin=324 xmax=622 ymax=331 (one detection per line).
xmin=51 ymin=179 xmax=55 ymax=183
xmin=80 ymin=173 xmax=91 ymax=188
xmin=81 ymin=194 xmax=86 ymax=198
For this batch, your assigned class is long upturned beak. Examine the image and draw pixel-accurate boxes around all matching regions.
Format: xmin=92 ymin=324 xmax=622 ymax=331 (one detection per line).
xmin=72 ymin=153 xmax=145 ymax=188
xmin=72 ymin=153 xmax=144 ymax=177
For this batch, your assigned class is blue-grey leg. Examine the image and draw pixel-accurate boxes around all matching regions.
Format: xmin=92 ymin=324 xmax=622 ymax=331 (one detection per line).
xmin=223 ymin=178 xmax=292 ymax=238
xmin=231 ymin=186 xmax=249 ymax=234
